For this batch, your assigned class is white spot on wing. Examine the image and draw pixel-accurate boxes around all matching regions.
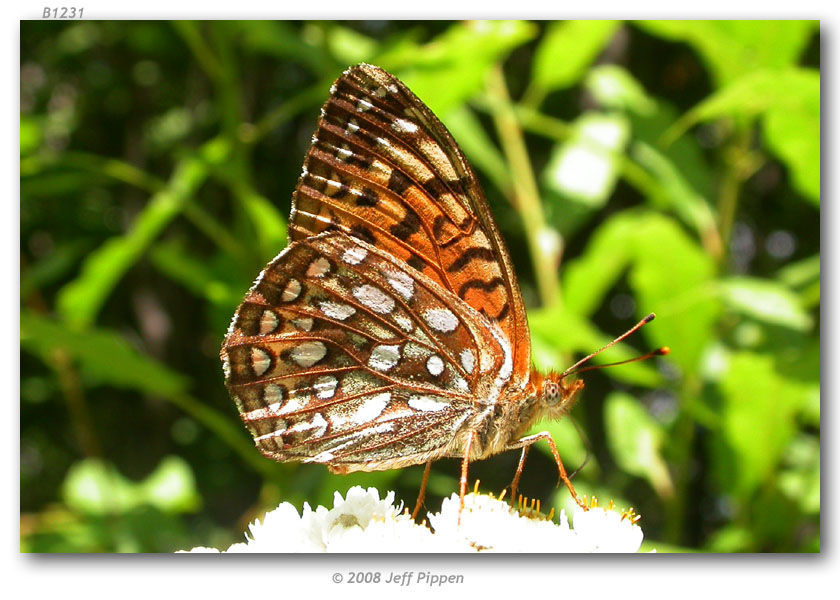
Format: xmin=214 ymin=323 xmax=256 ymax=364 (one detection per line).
xmin=357 ymin=98 xmax=373 ymax=112
xmin=408 ymin=395 xmax=449 ymax=412
xmin=381 ymin=267 xmax=414 ymax=301
xmin=287 ymin=412 xmax=328 ymax=437
xmin=281 ymin=279 xmax=302 ymax=302
xmin=319 ymin=301 xmax=356 ymax=321
xmin=306 ymin=256 xmax=331 ymax=278
xmin=263 ymin=383 xmax=284 ymax=404
xmin=392 ymin=118 xmax=418 ymax=134
xmin=353 ymin=284 xmax=395 ymax=314
xmin=250 ymin=347 xmax=271 ymax=376
xmin=393 ymin=313 xmax=413 ymax=332
xmin=460 ymin=349 xmax=475 ymax=374
xmin=342 ymin=246 xmax=367 ymax=265
xmin=290 ymin=341 xmax=327 ymax=368
xmin=368 ymin=344 xmax=401 ymax=371
xmin=331 ymin=392 xmax=391 ymax=429
xmin=259 ymin=310 xmax=279 ymax=335
xmin=422 ymin=307 xmax=459 ymax=333
xmin=426 ymin=355 xmax=444 ymax=376
xmin=314 ymin=375 xmax=338 ymax=399
xmin=292 ymin=317 xmax=314 ymax=331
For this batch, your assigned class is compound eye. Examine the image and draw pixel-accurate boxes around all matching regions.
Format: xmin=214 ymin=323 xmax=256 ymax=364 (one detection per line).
xmin=543 ymin=380 xmax=563 ymax=405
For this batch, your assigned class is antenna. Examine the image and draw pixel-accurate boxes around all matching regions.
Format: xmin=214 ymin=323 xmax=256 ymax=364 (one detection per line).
xmin=560 ymin=313 xmax=666 ymax=379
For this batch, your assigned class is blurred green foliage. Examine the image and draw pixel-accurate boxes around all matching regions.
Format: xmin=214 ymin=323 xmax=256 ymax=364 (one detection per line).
xmin=20 ymin=20 xmax=819 ymax=552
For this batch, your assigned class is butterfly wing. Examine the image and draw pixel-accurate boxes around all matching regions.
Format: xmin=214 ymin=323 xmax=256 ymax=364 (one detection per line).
xmin=290 ymin=64 xmax=531 ymax=388
xmin=221 ymin=231 xmax=513 ymax=471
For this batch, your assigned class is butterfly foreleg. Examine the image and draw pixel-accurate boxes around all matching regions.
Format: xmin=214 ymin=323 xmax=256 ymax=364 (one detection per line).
xmin=457 ymin=431 xmax=477 ymax=525
xmin=411 ymin=460 xmax=433 ymax=521
xmin=506 ymin=431 xmax=585 ymax=509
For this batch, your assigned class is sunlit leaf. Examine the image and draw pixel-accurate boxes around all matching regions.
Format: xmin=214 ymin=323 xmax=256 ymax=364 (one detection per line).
xmin=717 ymin=352 xmax=812 ymax=499
xmin=604 ymin=392 xmax=674 ymax=499
xmin=62 ymin=457 xmax=200 ymax=515
xmin=20 ymin=311 xmax=189 ymax=397
xmin=543 ymin=112 xmax=630 ymax=207
xmin=635 ymin=20 xmax=816 ymax=86
xmin=585 ymin=65 xmax=656 ymax=115
xmin=21 ymin=240 xmax=90 ymax=300
xmin=57 ymin=156 xmax=210 ymax=329
xmin=20 ymin=115 xmax=43 ymax=156
xmin=443 ymin=105 xmax=512 ymax=195
xmin=626 ymin=212 xmax=720 ymax=376
xmin=532 ymin=20 xmax=620 ymax=94
xmin=777 ymin=434 xmax=820 ymax=515
xmin=327 ymin=25 xmax=378 ymax=65
xmin=632 ymin=142 xmax=718 ymax=250
xmin=718 ymin=277 xmax=813 ymax=331
xmin=562 ymin=212 xmax=636 ymax=317
xmin=668 ymin=68 xmax=819 ymax=203
xmin=149 ymin=238 xmax=240 ymax=306
xmin=395 ymin=20 xmax=536 ymax=114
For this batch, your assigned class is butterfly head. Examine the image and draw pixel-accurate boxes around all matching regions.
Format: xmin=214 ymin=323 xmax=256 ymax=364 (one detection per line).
xmin=534 ymin=372 xmax=585 ymax=419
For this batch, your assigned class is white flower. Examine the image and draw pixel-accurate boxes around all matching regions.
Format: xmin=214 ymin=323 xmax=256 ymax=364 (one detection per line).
xmin=179 ymin=486 xmax=646 ymax=553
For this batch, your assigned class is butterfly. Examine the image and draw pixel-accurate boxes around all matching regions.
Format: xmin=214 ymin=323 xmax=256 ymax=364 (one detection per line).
xmin=220 ymin=64 xmax=662 ymax=518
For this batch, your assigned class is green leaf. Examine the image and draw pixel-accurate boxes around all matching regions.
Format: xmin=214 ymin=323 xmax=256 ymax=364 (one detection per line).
xmin=584 ymin=65 xmax=656 ymax=115
xmin=562 ymin=212 xmax=636 ymax=317
xmin=57 ymin=154 xmax=210 ymax=329
xmin=604 ymin=392 xmax=674 ymax=498
xmin=532 ymin=20 xmax=620 ymax=94
xmin=21 ymin=240 xmax=91 ymax=300
xmin=20 ymin=115 xmax=43 ymax=156
xmin=139 ymin=456 xmax=203 ymax=513
xmin=442 ymin=105 xmax=512 ymax=195
xmin=778 ymin=434 xmax=820 ymax=515
xmin=777 ymin=254 xmax=820 ymax=290
xmin=238 ymin=20 xmax=337 ymax=75
xmin=543 ymin=112 xmax=630 ymax=207
xmin=62 ymin=457 xmax=200 ymax=515
xmin=667 ymin=68 xmax=819 ymax=203
xmin=763 ymin=86 xmax=820 ymax=203
xmin=20 ymin=311 xmax=189 ymax=397
xmin=625 ymin=212 xmax=720 ymax=376
xmin=635 ymin=20 xmax=816 ymax=86
xmin=327 ymin=25 xmax=379 ymax=65
xmin=718 ymin=276 xmax=813 ymax=331
xmin=631 ymin=142 xmax=718 ymax=247
xmin=148 ymin=238 xmax=240 ymax=306
xmin=717 ymin=352 xmax=812 ymax=498
xmin=394 ymin=20 xmax=536 ymax=114
xmin=238 ymin=186 xmax=288 ymax=262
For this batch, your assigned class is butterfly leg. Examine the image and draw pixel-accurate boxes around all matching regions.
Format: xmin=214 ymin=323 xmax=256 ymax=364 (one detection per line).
xmin=457 ymin=431 xmax=476 ymax=524
xmin=411 ymin=460 xmax=433 ymax=521
xmin=508 ymin=444 xmax=531 ymax=507
xmin=508 ymin=431 xmax=585 ymax=509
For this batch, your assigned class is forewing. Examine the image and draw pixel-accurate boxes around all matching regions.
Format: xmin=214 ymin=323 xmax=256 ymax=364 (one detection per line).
xmin=290 ymin=63 xmax=531 ymax=385
xmin=221 ymin=231 xmax=510 ymax=470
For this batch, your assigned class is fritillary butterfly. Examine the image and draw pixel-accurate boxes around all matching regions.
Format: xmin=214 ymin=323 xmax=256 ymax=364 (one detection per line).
xmin=221 ymin=64 xmax=660 ymax=516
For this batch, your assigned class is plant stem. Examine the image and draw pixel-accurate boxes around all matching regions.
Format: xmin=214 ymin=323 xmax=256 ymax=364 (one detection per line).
xmin=485 ymin=64 xmax=559 ymax=307
xmin=717 ymin=122 xmax=752 ymax=264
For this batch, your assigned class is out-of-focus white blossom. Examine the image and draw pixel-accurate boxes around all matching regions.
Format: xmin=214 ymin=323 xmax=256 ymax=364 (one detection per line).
xmin=179 ymin=486 xmax=646 ymax=553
